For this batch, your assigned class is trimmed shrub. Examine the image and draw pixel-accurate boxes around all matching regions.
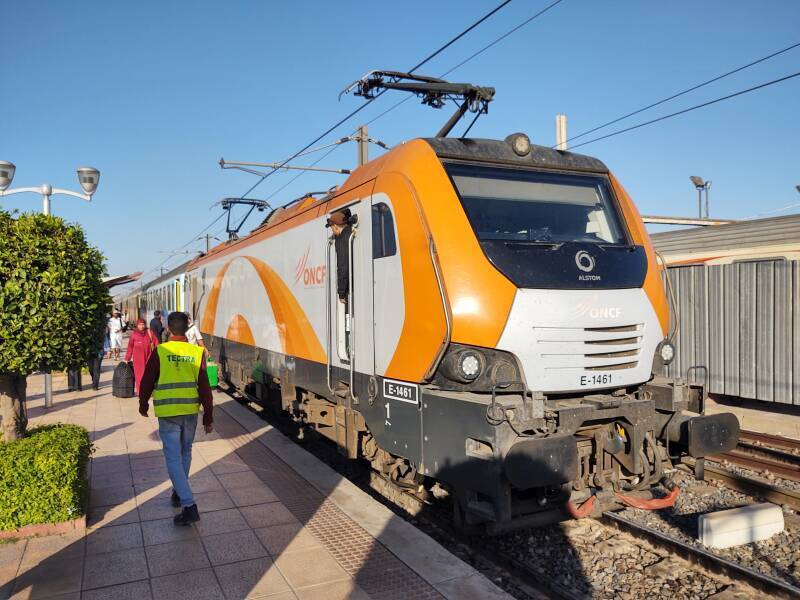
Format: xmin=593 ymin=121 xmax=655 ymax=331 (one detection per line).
xmin=0 ymin=424 xmax=92 ymax=531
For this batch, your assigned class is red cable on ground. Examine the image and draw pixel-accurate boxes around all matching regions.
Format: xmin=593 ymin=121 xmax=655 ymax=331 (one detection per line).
xmin=615 ymin=485 xmax=680 ymax=510
xmin=566 ymin=495 xmax=596 ymax=519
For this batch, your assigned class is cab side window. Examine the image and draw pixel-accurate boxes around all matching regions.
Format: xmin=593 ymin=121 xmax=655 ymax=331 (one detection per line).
xmin=372 ymin=203 xmax=397 ymax=259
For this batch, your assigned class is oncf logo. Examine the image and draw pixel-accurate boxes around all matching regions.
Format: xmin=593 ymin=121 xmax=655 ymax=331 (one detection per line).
xmin=294 ymin=247 xmax=326 ymax=288
xmin=575 ymin=250 xmax=595 ymax=273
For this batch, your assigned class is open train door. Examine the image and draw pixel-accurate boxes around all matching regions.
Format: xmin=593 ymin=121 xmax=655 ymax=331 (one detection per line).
xmin=325 ymin=196 xmax=374 ymax=404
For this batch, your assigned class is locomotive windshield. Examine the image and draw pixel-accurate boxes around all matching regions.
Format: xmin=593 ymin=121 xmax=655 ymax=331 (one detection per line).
xmin=446 ymin=164 xmax=627 ymax=245
xmin=446 ymin=162 xmax=647 ymax=289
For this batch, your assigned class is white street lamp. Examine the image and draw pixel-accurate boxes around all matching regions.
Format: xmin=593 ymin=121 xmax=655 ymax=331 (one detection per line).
xmin=690 ymin=175 xmax=712 ymax=219
xmin=0 ymin=161 xmax=101 ymax=407
xmin=0 ymin=161 xmax=15 ymax=191
xmin=0 ymin=161 xmax=100 ymax=216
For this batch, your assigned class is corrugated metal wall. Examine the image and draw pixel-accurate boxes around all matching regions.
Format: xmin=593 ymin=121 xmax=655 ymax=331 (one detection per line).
xmin=664 ymin=260 xmax=800 ymax=404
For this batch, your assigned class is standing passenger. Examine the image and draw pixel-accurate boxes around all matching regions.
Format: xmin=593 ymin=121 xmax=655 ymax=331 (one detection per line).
xmin=138 ymin=312 xmax=214 ymax=525
xmin=150 ymin=310 xmax=164 ymax=341
xmin=125 ymin=319 xmax=159 ymax=393
xmin=107 ymin=310 xmax=124 ymax=361
xmin=185 ymin=315 xmax=208 ymax=357
xmin=88 ymin=340 xmax=104 ymax=391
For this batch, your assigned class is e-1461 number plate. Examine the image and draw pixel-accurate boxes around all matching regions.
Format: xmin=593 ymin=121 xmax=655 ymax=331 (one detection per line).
xmin=580 ymin=373 xmax=612 ymax=386
xmin=383 ymin=379 xmax=419 ymax=404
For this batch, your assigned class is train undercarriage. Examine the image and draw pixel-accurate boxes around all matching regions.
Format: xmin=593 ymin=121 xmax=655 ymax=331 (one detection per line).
xmin=214 ymin=339 xmax=740 ymax=534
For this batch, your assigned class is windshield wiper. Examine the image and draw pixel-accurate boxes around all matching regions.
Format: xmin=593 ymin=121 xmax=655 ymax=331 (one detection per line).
xmin=599 ymin=242 xmax=637 ymax=251
xmin=502 ymin=241 xmax=564 ymax=250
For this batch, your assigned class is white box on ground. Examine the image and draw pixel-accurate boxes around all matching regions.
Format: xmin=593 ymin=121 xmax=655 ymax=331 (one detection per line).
xmin=698 ymin=503 xmax=784 ymax=549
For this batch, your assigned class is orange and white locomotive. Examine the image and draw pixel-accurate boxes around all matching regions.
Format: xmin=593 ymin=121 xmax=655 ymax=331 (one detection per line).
xmin=187 ymin=73 xmax=739 ymax=531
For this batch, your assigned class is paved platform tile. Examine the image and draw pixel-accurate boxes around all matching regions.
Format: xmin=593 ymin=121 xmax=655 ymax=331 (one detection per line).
xmin=254 ymin=523 xmax=322 ymax=556
xmin=131 ymin=467 xmax=169 ymax=486
xmin=213 ymin=556 xmax=292 ymax=600
xmin=87 ymin=503 xmax=141 ymax=529
xmin=188 ymin=474 xmax=224 ymax=494
xmin=13 ymin=554 xmax=83 ymax=599
xmin=145 ymin=539 xmax=210 ymax=577
xmin=80 ymin=579 xmax=153 ymax=600
xmin=194 ymin=490 xmax=235 ymax=513
xmin=150 ymin=567 xmax=224 ymax=600
xmin=202 ymin=529 xmax=268 ymax=566
xmin=240 ymin=503 xmax=298 ymax=530
xmin=194 ymin=508 xmax=250 ymax=538
xmin=21 ymin=533 xmax=83 ymax=565
xmin=141 ymin=517 xmax=200 ymax=546
xmin=295 ymin=579 xmax=370 ymax=600
xmin=208 ymin=457 xmax=251 ymax=476
xmin=82 ymin=547 xmax=149 ymax=590
xmin=216 ymin=470 xmax=266 ymax=490
xmin=227 ymin=485 xmax=280 ymax=508
xmin=273 ymin=547 xmax=349 ymax=589
xmin=86 ymin=522 xmax=143 ymax=555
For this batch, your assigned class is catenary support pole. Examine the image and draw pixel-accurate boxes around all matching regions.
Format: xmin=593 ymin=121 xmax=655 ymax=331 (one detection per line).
xmin=357 ymin=125 xmax=368 ymax=166
xmin=555 ymin=114 xmax=568 ymax=150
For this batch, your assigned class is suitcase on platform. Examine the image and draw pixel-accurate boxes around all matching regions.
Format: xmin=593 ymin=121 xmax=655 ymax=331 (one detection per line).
xmin=112 ymin=361 xmax=135 ymax=398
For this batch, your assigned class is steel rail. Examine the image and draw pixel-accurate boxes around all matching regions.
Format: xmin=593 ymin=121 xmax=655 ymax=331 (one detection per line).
xmin=709 ymin=430 xmax=800 ymax=483
xmin=602 ymin=510 xmax=800 ymax=599
xmin=735 ymin=441 xmax=800 ymax=465
xmin=740 ymin=430 xmax=800 ymax=453
xmin=692 ymin=460 xmax=800 ymax=512
xmin=714 ymin=450 xmax=800 ymax=481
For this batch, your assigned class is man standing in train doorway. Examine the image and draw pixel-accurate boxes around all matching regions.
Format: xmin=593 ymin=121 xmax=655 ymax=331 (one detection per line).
xmin=327 ymin=209 xmax=353 ymax=357
xmin=138 ymin=311 xmax=214 ymax=525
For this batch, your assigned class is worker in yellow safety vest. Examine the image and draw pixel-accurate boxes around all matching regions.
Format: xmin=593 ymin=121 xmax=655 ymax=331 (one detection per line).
xmin=139 ymin=311 xmax=214 ymax=526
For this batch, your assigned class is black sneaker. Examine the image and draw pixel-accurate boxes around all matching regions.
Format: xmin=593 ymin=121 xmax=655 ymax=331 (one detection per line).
xmin=170 ymin=490 xmax=180 ymax=508
xmin=173 ymin=504 xmax=200 ymax=526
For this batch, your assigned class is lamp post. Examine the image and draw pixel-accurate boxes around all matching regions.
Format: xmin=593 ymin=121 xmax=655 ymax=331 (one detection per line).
xmin=0 ymin=161 xmax=101 ymax=408
xmin=690 ymin=175 xmax=712 ymax=218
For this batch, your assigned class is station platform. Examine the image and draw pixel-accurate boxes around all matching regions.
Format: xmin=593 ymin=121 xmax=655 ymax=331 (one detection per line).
xmin=1 ymin=365 xmax=509 ymax=600
xmin=705 ymin=395 xmax=800 ymax=440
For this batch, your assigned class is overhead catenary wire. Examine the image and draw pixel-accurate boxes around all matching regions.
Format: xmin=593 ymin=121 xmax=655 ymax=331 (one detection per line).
xmin=743 ymin=201 xmax=800 ymax=220
xmin=238 ymin=0 xmax=515 ymax=199
xmin=566 ymin=40 xmax=800 ymax=144
xmin=364 ymin=0 xmax=567 ymax=130
xmin=139 ymin=211 xmax=226 ymax=282
xmin=569 ymin=70 xmax=800 ymax=150
xmin=130 ymin=1 xmax=520 ymax=288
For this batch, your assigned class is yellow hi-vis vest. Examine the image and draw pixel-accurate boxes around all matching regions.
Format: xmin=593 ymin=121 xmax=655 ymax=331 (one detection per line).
xmin=153 ymin=341 xmax=205 ymax=418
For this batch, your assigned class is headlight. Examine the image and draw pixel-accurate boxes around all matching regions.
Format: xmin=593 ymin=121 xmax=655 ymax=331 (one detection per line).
xmin=652 ymin=339 xmax=676 ymax=374
xmin=434 ymin=344 xmax=522 ymax=390
xmin=659 ymin=341 xmax=675 ymax=364
xmin=458 ymin=351 xmax=483 ymax=381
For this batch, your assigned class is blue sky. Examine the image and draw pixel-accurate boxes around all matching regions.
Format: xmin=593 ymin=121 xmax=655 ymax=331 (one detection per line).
xmin=3 ymin=1 xmax=799 ymax=286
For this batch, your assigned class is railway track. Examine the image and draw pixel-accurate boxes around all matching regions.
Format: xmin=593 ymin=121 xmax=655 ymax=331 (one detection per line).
xmin=229 ymin=389 xmax=790 ymax=598
xmin=711 ymin=430 xmax=800 ymax=482
xmin=602 ymin=510 xmax=800 ymax=598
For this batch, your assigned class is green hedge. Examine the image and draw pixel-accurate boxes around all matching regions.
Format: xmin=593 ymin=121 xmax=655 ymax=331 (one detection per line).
xmin=0 ymin=424 xmax=92 ymax=531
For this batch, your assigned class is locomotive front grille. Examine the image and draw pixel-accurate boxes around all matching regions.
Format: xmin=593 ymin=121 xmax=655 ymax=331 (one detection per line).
xmin=534 ymin=323 xmax=644 ymax=372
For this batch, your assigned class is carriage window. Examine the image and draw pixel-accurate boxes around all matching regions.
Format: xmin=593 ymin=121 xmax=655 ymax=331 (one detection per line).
xmin=372 ymin=203 xmax=397 ymax=258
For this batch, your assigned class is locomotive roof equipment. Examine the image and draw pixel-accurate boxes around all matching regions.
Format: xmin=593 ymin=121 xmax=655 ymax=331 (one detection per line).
xmin=341 ymin=70 xmax=495 ymax=137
